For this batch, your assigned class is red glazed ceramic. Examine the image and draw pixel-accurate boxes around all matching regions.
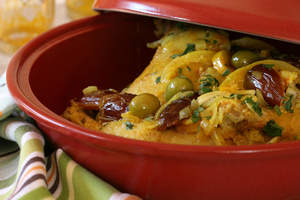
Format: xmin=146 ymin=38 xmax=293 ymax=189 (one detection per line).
xmin=94 ymin=0 xmax=300 ymax=44
xmin=7 ymin=13 xmax=300 ymax=200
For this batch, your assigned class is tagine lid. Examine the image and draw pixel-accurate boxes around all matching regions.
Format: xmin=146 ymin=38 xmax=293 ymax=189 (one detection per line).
xmin=94 ymin=0 xmax=300 ymax=44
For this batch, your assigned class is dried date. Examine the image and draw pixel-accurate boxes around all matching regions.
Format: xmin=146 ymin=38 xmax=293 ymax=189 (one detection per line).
xmin=79 ymin=89 xmax=135 ymax=121
xmin=157 ymin=98 xmax=191 ymax=131
xmin=79 ymin=90 xmax=117 ymax=110
xmin=245 ymin=64 xmax=284 ymax=106
xmin=98 ymin=93 xmax=135 ymax=121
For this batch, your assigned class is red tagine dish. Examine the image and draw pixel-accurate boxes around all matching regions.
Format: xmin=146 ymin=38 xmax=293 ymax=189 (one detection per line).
xmin=6 ymin=0 xmax=300 ymax=199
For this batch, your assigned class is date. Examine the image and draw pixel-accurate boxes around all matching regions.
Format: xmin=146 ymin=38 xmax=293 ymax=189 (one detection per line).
xmin=79 ymin=89 xmax=135 ymax=121
xmin=245 ymin=64 xmax=284 ymax=106
xmin=98 ymin=93 xmax=135 ymax=121
xmin=157 ymin=98 xmax=191 ymax=131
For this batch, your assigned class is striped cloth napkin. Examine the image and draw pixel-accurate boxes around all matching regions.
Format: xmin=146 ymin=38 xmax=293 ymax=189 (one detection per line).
xmin=0 ymin=73 xmax=141 ymax=200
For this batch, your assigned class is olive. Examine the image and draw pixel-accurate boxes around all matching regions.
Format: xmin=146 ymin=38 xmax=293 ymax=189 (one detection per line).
xmin=245 ymin=64 xmax=284 ymax=107
xmin=231 ymin=37 xmax=275 ymax=51
xmin=129 ymin=93 xmax=160 ymax=118
xmin=231 ymin=50 xmax=260 ymax=68
xmin=165 ymin=77 xmax=194 ymax=100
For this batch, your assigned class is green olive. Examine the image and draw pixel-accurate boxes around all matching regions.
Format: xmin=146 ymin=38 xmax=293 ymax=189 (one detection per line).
xmin=165 ymin=76 xmax=194 ymax=100
xmin=231 ymin=37 xmax=275 ymax=51
xmin=231 ymin=50 xmax=260 ymax=68
xmin=129 ymin=93 xmax=160 ymax=118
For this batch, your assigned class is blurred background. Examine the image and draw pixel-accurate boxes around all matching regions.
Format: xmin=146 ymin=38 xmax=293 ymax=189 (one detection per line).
xmin=0 ymin=0 xmax=98 ymax=75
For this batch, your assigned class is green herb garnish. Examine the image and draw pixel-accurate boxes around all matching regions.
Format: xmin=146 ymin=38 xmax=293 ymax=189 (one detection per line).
xmin=284 ymin=95 xmax=294 ymax=113
xmin=200 ymin=75 xmax=219 ymax=86
xmin=222 ymin=69 xmax=230 ymax=76
xmin=262 ymin=64 xmax=274 ymax=69
xmin=230 ymin=94 xmax=243 ymax=100
xmin=199 ymin=87 xmax=212 ymax=95
xmin=191 ymin=106 xmax=204 ymax=123
xmin=204 ymin=116 xmax=212 ymax=120
xmin=178 ymin=67 xmax=183 ymax=75
xmin=274 ymin=105 xmax=282 ymax=116
xmin=186 ymin=66 xmax=191 ymax=71
xmin=204 ymin=38 xmax=218 ymax=44
xmin=197 ymin=124 xmax=201 ymax=132
xmin=155 ymin=76 xmax=161 ymax=84
xmin=244 ymin=97 xmax=262 ymax=116
xmin=171 ymin=43 xmax=196 ymax=59
xmin=198 ymin=75 xmax=219 ymax=95
xmin=263 ymin=120 xmax=283 ymax=137
xmin=125 ymin=121 xmax=134 ymax=130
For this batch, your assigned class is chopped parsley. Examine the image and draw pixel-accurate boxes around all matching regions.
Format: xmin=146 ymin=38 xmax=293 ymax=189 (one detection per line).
xmin=125 ymin=121 xmax=134 ymax=130
xmin=199 ymin=87 xmax=212 ymax=94
xmin=204 ymin=116 xmax=212 ymax=120
xmin=178 ymin=67 xmax=183 ymax=75
xmin=230 ymin=94 xmax=243 ymax=100
xmin=284 ymin=95 xmax=294 ymax=113
xmin=262 ymin=64 xmax=274 ymax=69
xmin=198 ymin=75 xmax=219 ymax=95
xmin=171 ymin=43 xmax=196 ymax=59
xmin=205 ymin=39 xmax=218 ymax=44
xmin=222 ymin=69 xmax=230 ymax=76
xmin=155 ymin=76 xmax=161 ymax=84
xmin=201 ymin=75 xmax=219 ymax=86
xmin=191 ymin=106 xmax=204 ymax=123
xmin=186 ymin=66 xmax=191 ymax=71
xmin=263 ymin=120 xmax=283 ymax=137
xmin=243 ymin=97 xmax=262 ymax=116
xmin=274 ymin=105 xmax=282 ymax=116
xmin=197 ymin=124 xmax=201 ymax=132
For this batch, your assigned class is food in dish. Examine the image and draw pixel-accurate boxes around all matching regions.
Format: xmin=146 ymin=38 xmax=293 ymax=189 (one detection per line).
xmin=63 ymin=21 xmax=300 ymax=145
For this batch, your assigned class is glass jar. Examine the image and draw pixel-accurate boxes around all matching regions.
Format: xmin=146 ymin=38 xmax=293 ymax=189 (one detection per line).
xmin=0 ymin=0 xmax=54 ymax=54
xmin=66 ymin=0 xmax=98 ymax=20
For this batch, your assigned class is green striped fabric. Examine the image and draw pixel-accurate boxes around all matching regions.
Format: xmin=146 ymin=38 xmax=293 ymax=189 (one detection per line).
xmin=0 ymin=74 xmax=141 ymax=200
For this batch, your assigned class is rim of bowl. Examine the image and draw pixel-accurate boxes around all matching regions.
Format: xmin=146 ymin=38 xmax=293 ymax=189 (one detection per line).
xmin=6 ymin=14 xmax=300 ymax=159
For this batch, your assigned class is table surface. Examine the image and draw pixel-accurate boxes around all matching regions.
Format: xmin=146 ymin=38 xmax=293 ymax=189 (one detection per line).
xmin=0 ymin=0 xmax=71 ymax=76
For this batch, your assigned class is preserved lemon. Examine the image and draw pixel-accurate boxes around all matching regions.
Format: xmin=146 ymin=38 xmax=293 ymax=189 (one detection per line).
xmin=66 ymin=0 xmax=98 ymax=20
xmin=0 ymin=0 xmax=54 ymax=54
